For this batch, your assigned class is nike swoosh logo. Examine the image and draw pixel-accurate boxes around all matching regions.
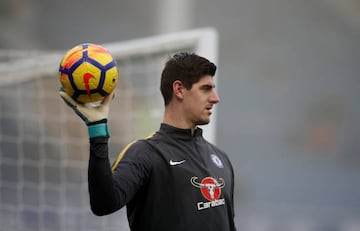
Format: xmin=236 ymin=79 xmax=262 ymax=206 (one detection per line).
xmin=169 ymin=160 xmax=186 ymax=166
xmin=83 ymin=73 xmax=95 ymax=97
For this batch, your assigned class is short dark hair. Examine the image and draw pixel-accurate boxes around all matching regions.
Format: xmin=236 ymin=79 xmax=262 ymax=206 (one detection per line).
xmin=160 ymin=52 xmax=217 ymax=106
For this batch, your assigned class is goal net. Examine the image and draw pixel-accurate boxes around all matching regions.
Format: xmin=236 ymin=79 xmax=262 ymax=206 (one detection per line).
xmin=0 ymin=28 xmax=218 ymax=231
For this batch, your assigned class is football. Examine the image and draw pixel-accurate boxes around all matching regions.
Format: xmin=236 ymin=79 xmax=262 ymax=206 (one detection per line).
xmin=59 ymin=43 xmax=118 ymax=104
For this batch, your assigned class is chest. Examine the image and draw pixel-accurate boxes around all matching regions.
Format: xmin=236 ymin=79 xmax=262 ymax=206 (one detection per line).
xmin=148 ymin=139 xmax=232 ymax=206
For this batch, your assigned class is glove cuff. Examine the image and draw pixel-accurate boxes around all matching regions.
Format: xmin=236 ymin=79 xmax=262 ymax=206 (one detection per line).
xmin=88 ymin=122 xmax=110 ymax=138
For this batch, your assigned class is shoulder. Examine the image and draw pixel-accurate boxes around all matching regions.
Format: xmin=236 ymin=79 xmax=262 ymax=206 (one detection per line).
xmin=111 ymin=133 xmax=157 ymax=172
xmin=207 ymin=141 xmax=228 ymax=157
xmin=207 ymin=141 xmax=234 ymax=169
xmin=123 ymin=132 xmax=157 ymax=153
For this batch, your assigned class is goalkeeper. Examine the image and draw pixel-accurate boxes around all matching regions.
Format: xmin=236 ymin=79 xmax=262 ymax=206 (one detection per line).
xmin=60 ymin=52 xmax=237 ymax=231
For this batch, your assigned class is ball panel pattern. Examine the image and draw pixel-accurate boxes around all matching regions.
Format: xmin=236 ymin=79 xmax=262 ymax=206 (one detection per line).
xmin=59 ymin=43 xmax=119 ymax=103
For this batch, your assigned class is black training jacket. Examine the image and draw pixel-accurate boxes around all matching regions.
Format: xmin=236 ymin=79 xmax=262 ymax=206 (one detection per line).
xmin=88 ymin=123 xmax=237 ymax=231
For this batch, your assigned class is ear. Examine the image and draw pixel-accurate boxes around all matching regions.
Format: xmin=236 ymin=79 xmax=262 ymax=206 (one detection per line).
xmin=172 ymin=80 xmax=185 ymax=100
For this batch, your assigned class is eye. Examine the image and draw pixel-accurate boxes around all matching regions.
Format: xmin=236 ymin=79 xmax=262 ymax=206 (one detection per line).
xmin=201 ymin=85 xmax=213 ymax=92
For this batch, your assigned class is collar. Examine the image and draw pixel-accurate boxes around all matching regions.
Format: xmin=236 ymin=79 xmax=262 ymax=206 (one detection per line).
xmin=159 ymin=123 xmax=203 ymax=139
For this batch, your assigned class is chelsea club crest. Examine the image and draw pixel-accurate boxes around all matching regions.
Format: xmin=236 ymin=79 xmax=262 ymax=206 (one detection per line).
xmin=210 ymin=154 xmax=223 ymax=168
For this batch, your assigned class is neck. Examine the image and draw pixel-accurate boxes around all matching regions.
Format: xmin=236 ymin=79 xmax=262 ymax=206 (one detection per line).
xmin=162 ymin=105 xmax=196 ymax=132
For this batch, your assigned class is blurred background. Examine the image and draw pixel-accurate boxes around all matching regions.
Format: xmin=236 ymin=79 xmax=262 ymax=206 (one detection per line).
xmin=1 ymin=0 xmax=360 ymax=230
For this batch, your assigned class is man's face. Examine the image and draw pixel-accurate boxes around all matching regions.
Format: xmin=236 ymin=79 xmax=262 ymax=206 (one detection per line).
xmin=182 ymin=75 xmax=220 ymax=126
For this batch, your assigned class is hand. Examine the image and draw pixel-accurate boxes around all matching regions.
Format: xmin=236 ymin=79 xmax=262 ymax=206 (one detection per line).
xmin=59 ymin=89 xmax=114 ymax=125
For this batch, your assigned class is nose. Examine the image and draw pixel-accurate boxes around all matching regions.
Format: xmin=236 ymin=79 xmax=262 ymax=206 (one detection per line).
xmin=210 ymin=90 xmax=220 ymax=104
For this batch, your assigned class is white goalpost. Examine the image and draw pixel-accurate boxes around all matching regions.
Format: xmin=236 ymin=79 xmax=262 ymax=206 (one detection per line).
xmin=0 ymin=28 xmax=218 ymax=231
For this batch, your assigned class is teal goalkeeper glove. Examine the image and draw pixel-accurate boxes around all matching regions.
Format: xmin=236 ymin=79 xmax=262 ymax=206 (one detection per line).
xmin=59 ymin=89 xmax=114 ymax=138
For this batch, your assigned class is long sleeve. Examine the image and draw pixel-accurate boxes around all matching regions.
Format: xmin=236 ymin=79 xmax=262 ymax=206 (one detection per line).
xmin=88 ymin=137 xmax=153 ymax=216
xmin=88 ymin=137 xmax=123 ymax=215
